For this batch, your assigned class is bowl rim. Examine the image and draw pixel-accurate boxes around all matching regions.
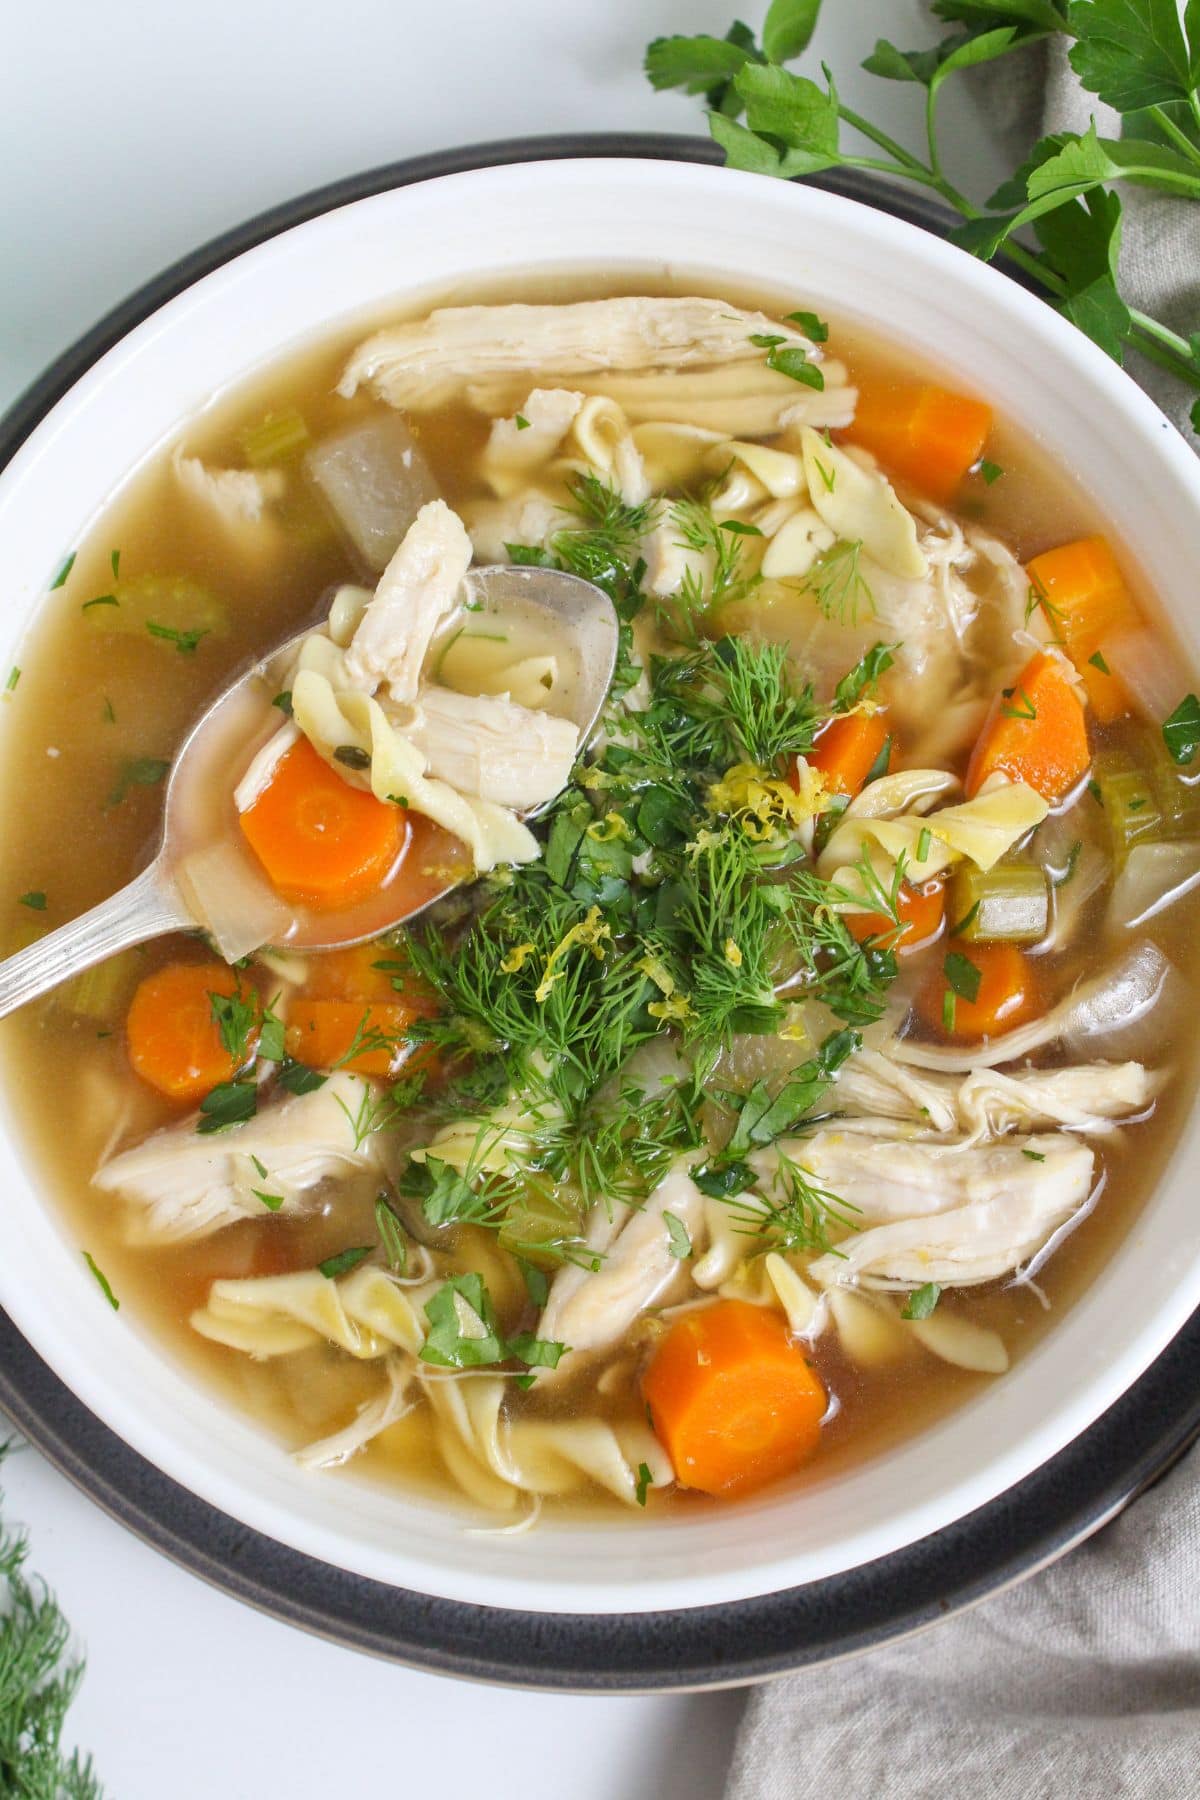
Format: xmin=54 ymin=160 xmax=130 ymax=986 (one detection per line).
xmin=1 ymin=135 xmax=1198 ymax=1675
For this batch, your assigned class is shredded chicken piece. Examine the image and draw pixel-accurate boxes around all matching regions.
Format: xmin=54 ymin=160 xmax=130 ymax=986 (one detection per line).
xmin=401 ymin=685 xmax=578 ymax=812
xmin=343 ymin=499 xmax=471 ymax=701
xmin=339 ymin=297 xmax=825 ymax=409
xmin=481 ymin=388 xmax=584 ymax=497
xmin=752 ymin=1128 xmax=1094 ymax=1291
xmin=536 ymin=1165 xmax=705 ymax=1376
xmin=173 ymin=447 xmax=283 ymax=529
xmin=756 ymin=1126 xmax=1093 ymax=1228
xmin=835 ymin=1048 xmax=1158 ymax=1138
xmin=94 ymin=1073 xmax=388 ymax=1242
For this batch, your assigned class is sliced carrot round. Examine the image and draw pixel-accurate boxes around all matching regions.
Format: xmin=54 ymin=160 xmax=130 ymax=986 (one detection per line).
xmin=285 ymin=998 xmax=431 ymax=1076
xmin=126 ymin=960 xmax=247 ymax=1102
xmin=239 ymin=736 xmax=404 ymax=911
xmin=845 ymin=877 xmax=945 ymax=953
xmin=915 ymin=940 xmax=1040 ymax=1042
xmin=642 ymin=1300 xmax=827 ymax=1498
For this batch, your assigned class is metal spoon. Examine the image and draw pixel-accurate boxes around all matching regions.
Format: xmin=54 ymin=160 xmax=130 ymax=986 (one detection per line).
xmin=0 ymin=565 xmax=618 ymax=1020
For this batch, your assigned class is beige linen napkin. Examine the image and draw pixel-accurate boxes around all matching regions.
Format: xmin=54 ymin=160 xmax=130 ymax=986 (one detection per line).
xmin=726 ymin=39 xmax=1200 ymax=1799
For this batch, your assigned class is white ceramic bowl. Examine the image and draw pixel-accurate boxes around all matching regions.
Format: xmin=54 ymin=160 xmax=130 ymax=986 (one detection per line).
xmin=1 ymin=157 xmax=1198 ymax=1616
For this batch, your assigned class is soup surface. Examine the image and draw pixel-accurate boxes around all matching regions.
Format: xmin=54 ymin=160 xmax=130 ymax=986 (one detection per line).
xmin=3 ymin=273 xmax=1198 ymax=1524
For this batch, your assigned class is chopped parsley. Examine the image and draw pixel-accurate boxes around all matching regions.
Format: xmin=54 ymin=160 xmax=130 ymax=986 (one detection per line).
xmin=50 ymin=552 xmax=77 ymax=589
xmin=943 ymin=950 xmax=982 ymax=1004
xmin=375 ymin=1195 xmax=409 ymax=1274
xmin=785 ymin=308 xmax=828 ymax=342
xmin=107 ymin=756 xmax=169 ymax=807
xmin=272 ymin=690 xmax=293 ymax=715
xmin=146 ymin=620 xmax=209 ymax=655
xmin=83 ymin=1252 xmax=119 ymax=1311
xmin=515 ymin=414 xmax=531 ymax=430
xmin=901 ymin=1282 xmax=940 ymax=1320
xmin=1088 ymin=649 xmax=1110 ymax=674
xmin=978 ymin=460 xmax=1004 ymax=485
xmin=5 ymin=666 xmax=19 ymax=693
xmin=196 ymin=1080 xmax=257 ymax=1134
xmin=81 ymin=595 xmax=118 ymax=612
xmin=635 ymin=1461 xmax=653 ymax=1506
xmin=663 ymin=1210 xmax=692 ymax=1259
xmin=19 ymin=891 xmax=46 ymax=911
xmin=318 ymin=1245 xmax=372 ymax=1280
xmin=1163 ymin=694 xmax=1200 ymax=766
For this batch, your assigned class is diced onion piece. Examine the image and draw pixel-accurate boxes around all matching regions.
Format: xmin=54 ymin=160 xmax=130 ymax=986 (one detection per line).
xmin=305 ymin=415 xmax=437 ymax=572
xmin=177 ymin=842 xmax=293 ymax=962
xmin=1107 ymin=627 xmax=1180 ymax=724
xmin=1109 ymin=841 xmax=1200 ymax=929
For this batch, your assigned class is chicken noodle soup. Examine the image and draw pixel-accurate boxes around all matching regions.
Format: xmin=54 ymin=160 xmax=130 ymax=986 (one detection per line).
xmin=4 ymin=281 xmax=1199 ymax=1522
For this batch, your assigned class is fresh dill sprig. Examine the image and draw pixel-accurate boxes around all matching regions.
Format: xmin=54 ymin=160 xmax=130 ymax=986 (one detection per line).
xmin=735 ymin=1146 xmax=861 ymax=1257
xmin=0 ymin=1450 xmax=104 ymax=1797
xmin=670 ymin=496 xmax=762 ymax=614
xmin=803 ymin=537 xmax=874 ymax=624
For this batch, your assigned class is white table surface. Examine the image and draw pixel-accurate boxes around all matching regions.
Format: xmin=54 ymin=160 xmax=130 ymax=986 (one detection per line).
xmin=3 ymin=3 xmax=1009 ymax=1792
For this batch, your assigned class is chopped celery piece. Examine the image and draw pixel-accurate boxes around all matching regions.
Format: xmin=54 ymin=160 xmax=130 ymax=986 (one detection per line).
xmin=948 ymin=862 xmax=1048 ymax=944
xmin=496 ymin=1180 xmax=585 ymax=1267
xmin=1095 ymin=752 xmax=1166 ymax=863
xmin=61 ymin=950 xmax=138 ymax=1023
xmin=1095 ymin=732 xmax=1200 ymax=861
xmin=239 ymin=409 xmax=309 ymax=467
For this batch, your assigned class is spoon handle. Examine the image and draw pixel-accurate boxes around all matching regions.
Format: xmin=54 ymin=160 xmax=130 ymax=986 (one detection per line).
xmin=0 ymin=863 xmax=190 ymax=1021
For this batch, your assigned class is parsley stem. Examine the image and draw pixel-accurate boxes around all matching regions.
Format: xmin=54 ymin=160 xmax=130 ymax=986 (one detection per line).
xmin=835 ymin=103 xmax=930 ymax=176
xmin=1128 ymin=308 xmax=1200 ymax=372
xmin=1148 ymin=105 xmax=1200 ymax=170
xmin=925 ymin=83 xmax=943 ymax=184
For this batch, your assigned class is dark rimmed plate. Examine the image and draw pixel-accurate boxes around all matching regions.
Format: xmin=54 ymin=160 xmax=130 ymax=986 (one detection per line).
xmin=2 ymin=133 xmax=1198 ymax=1691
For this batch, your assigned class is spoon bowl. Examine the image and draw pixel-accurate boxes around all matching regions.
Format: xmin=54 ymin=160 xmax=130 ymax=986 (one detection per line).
xmin=0 ymin=565 xmax=618 ymax=1019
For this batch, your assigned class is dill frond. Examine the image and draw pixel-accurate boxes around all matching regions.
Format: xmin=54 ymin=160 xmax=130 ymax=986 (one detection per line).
xmin=803 ymin=537 xmax=874 ymax=623
xmin=0 ymin=1451 xmax=104 ymax=1798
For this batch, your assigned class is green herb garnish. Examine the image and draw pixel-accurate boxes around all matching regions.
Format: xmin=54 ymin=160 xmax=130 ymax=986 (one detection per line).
xmin=107 ymin=756 xmax=169 ymax=807
xmin=82 ymin=1252 xmax=119 ymax=1311
xmin=645 ymin=0 xmax=1200 ymax=433
xmin=1163 ymin=694 xmax=1200 ymax=765
xmin=146 ymin=620 xmax=209 ymax=655
xmin=318 ymin=1246 xmax=372 ymax=1280
xmin=901 ymin=1282 xmax=940 ymax=1320
xmin=943 ymin=949 xmax=982 ymax=1004
xmin=19 ymin=891 xmax=46 ymax=911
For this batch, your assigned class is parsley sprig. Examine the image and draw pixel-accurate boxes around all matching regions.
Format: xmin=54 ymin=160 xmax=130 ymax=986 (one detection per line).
xmin=646 ymin=0 xmax=1200 ymax=429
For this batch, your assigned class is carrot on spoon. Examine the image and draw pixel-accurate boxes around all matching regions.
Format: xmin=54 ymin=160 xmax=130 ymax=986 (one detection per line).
xmin=239 ymin=736 xmax=404 ymax=910
xmin=642 ymin=1300 xmax=827 ymax=1498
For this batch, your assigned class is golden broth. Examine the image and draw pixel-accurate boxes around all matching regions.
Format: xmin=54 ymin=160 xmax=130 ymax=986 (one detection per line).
xmin=1 ymin=269 xmax=1195 ymax=1523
